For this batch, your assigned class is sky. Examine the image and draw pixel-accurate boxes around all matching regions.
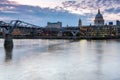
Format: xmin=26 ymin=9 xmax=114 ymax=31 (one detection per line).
xmin=0 ymin=0 xmax=120 ymax=27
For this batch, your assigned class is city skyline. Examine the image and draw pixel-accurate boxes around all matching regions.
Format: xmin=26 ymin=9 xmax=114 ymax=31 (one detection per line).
xmin=0 ymin=0 xmax=120 ymax=26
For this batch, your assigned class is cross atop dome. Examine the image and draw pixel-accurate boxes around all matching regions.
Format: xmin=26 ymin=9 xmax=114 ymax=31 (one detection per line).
xmin=95 ymin=9 xmax=103 ymax=18
xmin=98 ymin=9 xmax=100 ymax=14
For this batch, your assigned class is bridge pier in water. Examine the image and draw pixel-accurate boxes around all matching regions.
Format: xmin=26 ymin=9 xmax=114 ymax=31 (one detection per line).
xmin=4 ymin=34 xmax=13 ymax=50
xmin=3 ymin=34 xmax=13 ymax=62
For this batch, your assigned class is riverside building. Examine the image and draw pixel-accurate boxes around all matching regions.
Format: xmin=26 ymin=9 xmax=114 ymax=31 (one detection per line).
xmin=46 ymin=22 xmax=62 ymax=29
xmin=79 ymin=9 xmax=118 ymax=38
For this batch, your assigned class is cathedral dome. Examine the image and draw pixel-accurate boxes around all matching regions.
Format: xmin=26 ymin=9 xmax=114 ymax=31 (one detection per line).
xmin=95 ymin=13 xmax=103 ymax=18
xmin=95 ymin=9 xmax=103 ymax=19
xmin=94 ymin=9 xmax=104 ymax=26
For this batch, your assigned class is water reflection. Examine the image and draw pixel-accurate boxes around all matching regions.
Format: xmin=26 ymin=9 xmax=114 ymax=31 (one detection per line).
xmin=95 ymin=41 xmax=103 ymax=80
xmin=4 ymin=40 xmax=13 ymax=62
xmin=1 ymin=39 xmax=120 ymax=80
xmin=47 ymin=40 xmax=69 ymax=51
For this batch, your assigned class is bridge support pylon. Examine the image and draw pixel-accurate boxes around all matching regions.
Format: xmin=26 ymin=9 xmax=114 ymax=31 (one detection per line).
xmin=4 ymin=34 xmax=13 ymax=49
xmin=71 ymin=31 xmax=79 ymax=39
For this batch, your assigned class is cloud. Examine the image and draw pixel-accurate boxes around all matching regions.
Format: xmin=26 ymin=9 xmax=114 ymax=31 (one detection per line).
xmin=61 ymin=0 xmax=120 ymax=14
xmin=0 ymin=0 xmax=17 ymax=4
xmin=9 ymin=0 xmax=64 ymax=8
xmin=105 ymin=7 xmax=120 ymax=14
xmin=0 ymin=0 xmax=119 ymax=26
xmin=60 ymin=0 xmax=120 ymax=24
xmin=0 ymin=0 xmax=83 ymax=26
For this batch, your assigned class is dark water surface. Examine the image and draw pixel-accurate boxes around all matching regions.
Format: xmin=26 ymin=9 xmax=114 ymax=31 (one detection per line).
xmin=0 ymin=39 xmax=120 ymax=80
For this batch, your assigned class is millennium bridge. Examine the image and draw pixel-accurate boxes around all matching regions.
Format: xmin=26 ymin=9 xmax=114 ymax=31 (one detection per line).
xmin=0 ymin=20 xmax=82 ymax=49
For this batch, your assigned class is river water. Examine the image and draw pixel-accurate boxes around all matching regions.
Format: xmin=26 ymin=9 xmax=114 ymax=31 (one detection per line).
xmin=0 ymin=39 xmax=120 ymax=80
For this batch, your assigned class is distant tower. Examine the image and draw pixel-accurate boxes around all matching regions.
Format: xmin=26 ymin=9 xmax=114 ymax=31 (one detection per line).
xmin=78 ymin=18 xmax=82 ymax=28
xmin=116 ymin=20 xmax=120 ymax=26
xmin=94 ymin=9 xmax=104 ymax=26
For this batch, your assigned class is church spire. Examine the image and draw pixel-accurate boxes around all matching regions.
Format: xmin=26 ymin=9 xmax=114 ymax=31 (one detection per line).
xmin=78 ymin=18 xmax=82 ymax=27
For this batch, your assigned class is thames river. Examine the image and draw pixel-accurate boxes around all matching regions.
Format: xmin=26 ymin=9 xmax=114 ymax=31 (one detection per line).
xmin=0 ymin=39 xmax=120 ymax=80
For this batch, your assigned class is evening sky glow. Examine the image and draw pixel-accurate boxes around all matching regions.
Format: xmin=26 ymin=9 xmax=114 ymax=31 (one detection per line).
xmin=0 ymin=0 xmax=120 ymax=26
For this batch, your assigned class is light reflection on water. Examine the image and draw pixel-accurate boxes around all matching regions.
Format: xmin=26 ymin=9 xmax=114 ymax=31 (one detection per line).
xmin=0 ymin=39 xmax=120 ymax=80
